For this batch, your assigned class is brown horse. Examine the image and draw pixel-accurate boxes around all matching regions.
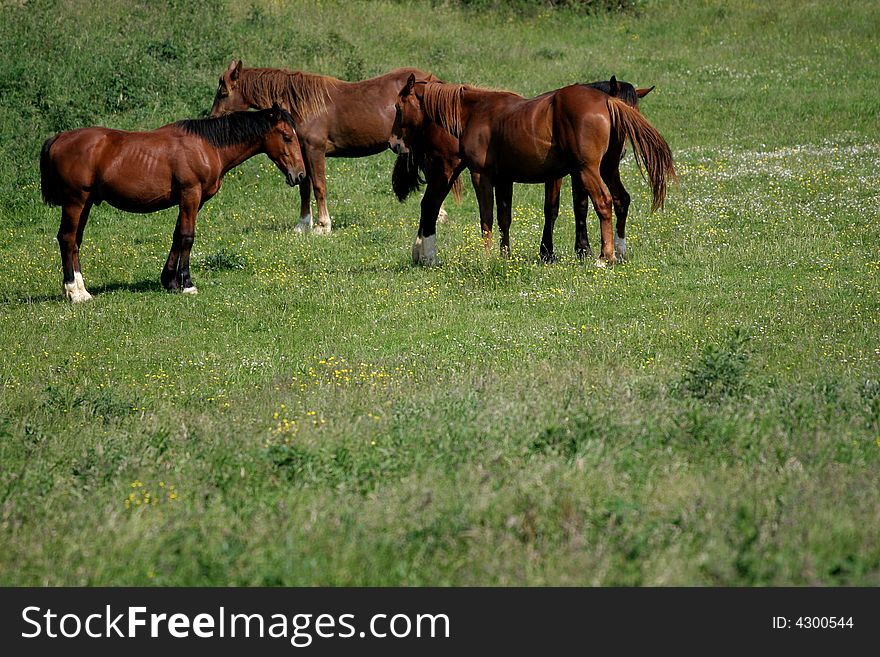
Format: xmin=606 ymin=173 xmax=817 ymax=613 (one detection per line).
xmin=390 ymin=75 xmax=675 ymax=265
xmin=40 ymin=104 xmax=306 ymax=301
xmin=540 ymin=77 xmax=656 ymax=263
xmin=209 ymin=60 xmax=442 ymax=235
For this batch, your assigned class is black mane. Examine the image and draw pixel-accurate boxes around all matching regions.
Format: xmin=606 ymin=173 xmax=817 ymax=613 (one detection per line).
xmin=176 ymin=107 xmax=295 ymax=147
xmin=586 ymin=79 xmax=639 ymax=107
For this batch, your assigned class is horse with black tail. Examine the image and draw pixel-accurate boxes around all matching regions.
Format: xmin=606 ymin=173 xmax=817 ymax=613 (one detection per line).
xmin=41 ymin=104 xmax=305 ymax=301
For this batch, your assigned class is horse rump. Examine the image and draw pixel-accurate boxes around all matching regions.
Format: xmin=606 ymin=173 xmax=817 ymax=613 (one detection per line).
xmin=40 ymin=135 xmax=66 ymax=206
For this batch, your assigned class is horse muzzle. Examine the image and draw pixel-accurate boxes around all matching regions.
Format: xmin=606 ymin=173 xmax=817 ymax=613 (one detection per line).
xmin=286 ymin=170 xmax=307 ymax=187
xmin=389 ymin=138 xmax=409 ymax=156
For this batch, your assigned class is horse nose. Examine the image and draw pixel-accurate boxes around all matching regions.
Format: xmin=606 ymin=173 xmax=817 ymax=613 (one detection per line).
xmin=297 ymin=171 xmax=306 ymax=183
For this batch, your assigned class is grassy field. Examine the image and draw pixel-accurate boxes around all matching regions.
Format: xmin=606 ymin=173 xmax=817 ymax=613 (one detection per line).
xmin=0 ymin=0 xmax=878 ymax=585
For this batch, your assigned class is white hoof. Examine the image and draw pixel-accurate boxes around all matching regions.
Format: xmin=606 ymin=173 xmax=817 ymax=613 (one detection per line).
xmin=294 ymin=215 xmax=313 ymax=234
xmin=182 ymin=285 xmax=198 ymax=295
xmin=313 ymin=224 xmax=331 ymax=236
xmin=437 ymin=206 xmax=449 ymax=224
xmin=413 ymin=234 xmax=437 ymax=266
xmin=594 ymin=258 xmax=608 ymax=269
xmin=63 ymin=282 xmax=90 ymax=303
xmin=614 ymin=236 xmax=627 ymax=261
xmin=63 ymin=273 xmax=93 ymax=302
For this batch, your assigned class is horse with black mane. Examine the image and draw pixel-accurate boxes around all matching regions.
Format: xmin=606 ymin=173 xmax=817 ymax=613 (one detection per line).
xmin=40 ymin=104 xmax=305 ymax=301
xmin=390 ymin=75 xmax=674 ymax=265
xmin=210 ymin=61 xmax=448 ymax=235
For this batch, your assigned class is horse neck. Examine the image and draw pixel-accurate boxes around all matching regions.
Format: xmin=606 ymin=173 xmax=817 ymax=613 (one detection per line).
xmin=215 ymin=136 xmax=265 ymax=176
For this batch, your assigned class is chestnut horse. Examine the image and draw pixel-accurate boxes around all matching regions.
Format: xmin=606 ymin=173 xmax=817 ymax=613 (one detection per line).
xmin=209 ymin=61 xmax=442 ymax=235
xmin=540 ymin=77 xmax=655 ymax=263
xmin=40 ymin=104 xmax=306 ymax=301
xmin=390 ymin=75 xmax=675 ymax=265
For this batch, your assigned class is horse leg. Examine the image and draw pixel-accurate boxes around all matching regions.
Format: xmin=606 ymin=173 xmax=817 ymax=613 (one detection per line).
xmin=495 ymin=178 xmax=513 ymax=258
xmin=413 ymin=166 xmax=462 ymax=266
xmin=161 ymin=217 xmax=183 ymax=290
xmin=57 ymin=201 xmax=93 ymax=302
xmin=571 ymin=179 xmax=593 ymax=261
xmin=174 ymin=192 xmax=202 ymax=293
xmin=472 ymin=171 xmax=494 ymax=254
xmin=575 ymin=168 xmax=616 ymax=265
xmin=309 ymin=151 xmax=332 ymax=235
xmin=540 ymin=178 xmax=562 ymax=263
xmin=601 ymin=156 xmax=630 ymax=260
xmin=293 ymin=172 xmax=314 ymax=233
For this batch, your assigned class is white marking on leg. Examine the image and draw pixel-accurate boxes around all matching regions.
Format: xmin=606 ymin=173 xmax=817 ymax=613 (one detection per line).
xmin=182 ymin=286 xmax=199 ymax=295
xmin=63 ymin=272 xmax=92 ymax=302
xmin=63 ymin=280 xmax=80 ymax=302
xmin=614 ymin=236 xmax=627 ymax=260
xmin=437 ymin=205 xmax=449 ymax=224
xmin=294 ymin=213 xmax=313 ymax=234
xmin=74 ymin=271 xmax=92 ymax=301
xmin=421 ymin=234 xmax=437 ymax=266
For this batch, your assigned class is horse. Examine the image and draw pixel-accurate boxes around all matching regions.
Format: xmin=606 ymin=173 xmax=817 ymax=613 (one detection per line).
xmin=540 ymin=77 xmax=656 ymax=263
xmin=209 ymin=60 xmax=448 ymax=235
xmin=389 ymin=75 xmax=675 ymax=266
xmin=40 ymin=104 xmax=306 ymax=301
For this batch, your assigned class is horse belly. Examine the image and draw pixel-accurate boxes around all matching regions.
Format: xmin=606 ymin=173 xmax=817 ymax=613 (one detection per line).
xmin=324 ymin=108 xmax=393 ymax=157
xmin=494 ymin=145 xmax=565 ymax=183
xmin=98 ymin=145 xmax=177 ymax=213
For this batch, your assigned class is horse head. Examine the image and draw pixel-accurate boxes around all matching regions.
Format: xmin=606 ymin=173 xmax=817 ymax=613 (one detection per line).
xmin=210 ymin=59 xmax=249 ymax=117
xmin=587 ymin=76 xmax=655 ymax=109
xmin=263 ymin=103 xmax=307 ymax=187
xmin=390 ymin=73 xmax=424 ymax=156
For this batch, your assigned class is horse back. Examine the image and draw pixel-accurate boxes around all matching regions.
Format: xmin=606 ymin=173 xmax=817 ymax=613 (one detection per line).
xmin=43 ymin=126 xmax=211 ymax=211
xmin=320 ymin=67 xmax=437 ymax=155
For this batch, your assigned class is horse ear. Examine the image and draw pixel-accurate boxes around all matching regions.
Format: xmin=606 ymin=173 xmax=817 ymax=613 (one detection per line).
xmin=404 ymin=73 xmax=416 ymax=96
xmin=269 ymin=102 xmax=282 ymax=121
xmin=636 ymin=86 xmax=655 ymax=98
xmin=232 ymin=60 xmax=243 ymax=82
xmin=609 ymin=75 xmax=619 ymax=97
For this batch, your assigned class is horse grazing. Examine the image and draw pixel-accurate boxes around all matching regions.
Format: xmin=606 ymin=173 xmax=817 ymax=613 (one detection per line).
xmin=40 ymin=104 xmax=306 ymax=301
xmin=210 ymin=60 xmax=442 ymax=235
xmin=390 ymin=75 xmax=675 ymax=265
xmin=540 ymin=77 xmax=656 ymax=263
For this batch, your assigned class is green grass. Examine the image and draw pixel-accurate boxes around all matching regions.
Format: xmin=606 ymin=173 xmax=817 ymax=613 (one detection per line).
xmin=0 ymin=0 xmax=878 ymax=585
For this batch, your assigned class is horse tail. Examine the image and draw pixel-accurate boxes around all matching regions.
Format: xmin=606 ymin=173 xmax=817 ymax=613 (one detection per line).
xmin=450 ymin=174 xmax=462 ymax=203
xmin=606 ymin=97 xmax=676 ymax=211
xmin=40 ymin=135 xmax=65 ymax=206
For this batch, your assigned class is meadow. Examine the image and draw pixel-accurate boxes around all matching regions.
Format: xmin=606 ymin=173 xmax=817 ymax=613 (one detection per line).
xmin=0 ymin=0 xmax=878 ymax=585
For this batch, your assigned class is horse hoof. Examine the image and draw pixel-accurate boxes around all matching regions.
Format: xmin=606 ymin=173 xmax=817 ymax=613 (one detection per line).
xmin=182 ymin=286 xmax=199 ymax=295
xmin=293 ymin=222 xmax=311 ymax=235
xmin=312 ymin=224 xmax=331 ymax=236
xmin=541 ymin=253 xmax=558 ymax=264
xmin=63 ymin=282 xmax=92 ymax=303
xmin=614 ymin=236 xmax=627 ymax=261
xmin=437 ymin=207 xmax=449 ymax=224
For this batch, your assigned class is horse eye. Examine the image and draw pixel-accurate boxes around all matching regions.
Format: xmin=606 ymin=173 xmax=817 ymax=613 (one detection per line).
xmin=283 ymin=135 xmax=293 ymax=143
